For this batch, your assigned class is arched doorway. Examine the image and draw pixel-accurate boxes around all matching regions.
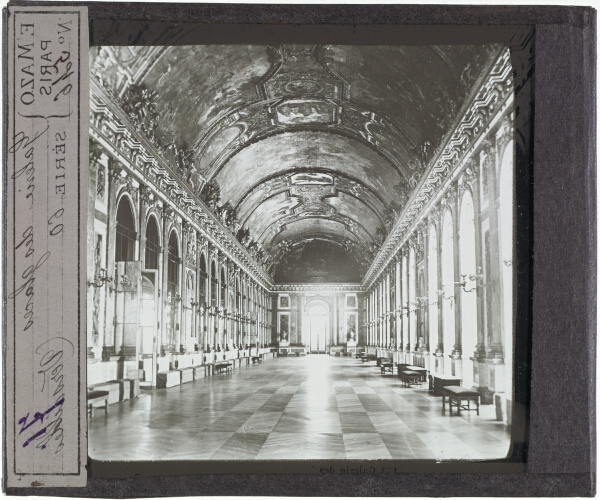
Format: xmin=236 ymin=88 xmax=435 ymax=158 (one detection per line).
xmin=307 ymin=302 xmax=329 ymax=354
xmin=115 ymin=196 xmax=136 ymax=262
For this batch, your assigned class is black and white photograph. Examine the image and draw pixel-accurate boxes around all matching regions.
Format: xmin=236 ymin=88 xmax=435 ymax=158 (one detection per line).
xmin=86 ymin=35 xmax=530 ymax=463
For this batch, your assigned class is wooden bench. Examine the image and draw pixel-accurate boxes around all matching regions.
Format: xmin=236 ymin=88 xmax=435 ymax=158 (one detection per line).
xmin=399 ymin=370 xmax=422 ymax=387
xmin=87 ymin=390 xmax=109 ymax=415
xmin=398 ymin=364 xmax=428 ymax=382
xmin=360 ymin=354 xmax=377 ymax=363
xmin=442 ymin=386 xmax=480 ymax=415
xmin=433 ymin=375 xmax=461 ymax=395
xmin=214 ymin=362 xmax=232 ymax=374
xmin=251 ymin=356 xmax=261 ymax=363
xmin=380 ymin=359 xmax=394 ymax=374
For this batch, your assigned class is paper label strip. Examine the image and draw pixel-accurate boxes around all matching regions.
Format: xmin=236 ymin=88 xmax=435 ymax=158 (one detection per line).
xmin=6 ymin=6 xmax=89 ymax=488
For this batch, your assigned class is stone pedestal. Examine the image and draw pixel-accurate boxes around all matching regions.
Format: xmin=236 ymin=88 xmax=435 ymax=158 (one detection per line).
xmin=157 ymin=371 xmax=181 ymax=388
xmin=120 ymin=357 xmax=138 ymax=380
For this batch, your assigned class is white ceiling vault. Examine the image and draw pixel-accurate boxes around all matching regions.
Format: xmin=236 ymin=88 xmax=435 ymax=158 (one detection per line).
xmin=93 ymin=43 xmax=500 ymax=283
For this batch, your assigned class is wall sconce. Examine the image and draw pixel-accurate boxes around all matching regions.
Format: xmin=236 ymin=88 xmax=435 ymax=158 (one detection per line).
xmin=112 ymin=274 xmax=136 ymax=293
xmin=88 ymin=268 xmax=112 ymax=288
xmin=437 ymin=287 xmax=454 ymax=306
xmin=173 ymin=293 xmax=182 ymax=303
xmin=190 ymin=300 xmax=199 ymax=308
xmin=456 ymin=266 xmax=487 ymax=293
xmin=504 ymin=259 xmax=513 ymax=267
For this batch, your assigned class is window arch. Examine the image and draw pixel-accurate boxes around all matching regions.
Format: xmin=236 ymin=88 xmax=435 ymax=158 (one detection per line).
xmin=199 ymin=254 xmax=207 ymax=307
xmin=144 ymin=215 xmax=160 ymax=270
xmin=167 ymin=230 xmax=180 ymax=298
xmin=210 ymin=261 xmax=217 ymax=307
xmin=115 ymin=196 xmax=136 ymax=262
xmin=220 ymin=268 xmax=226 ymax=308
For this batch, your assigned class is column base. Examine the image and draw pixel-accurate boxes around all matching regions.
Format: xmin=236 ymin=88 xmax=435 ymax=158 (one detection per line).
xmin=102 ymin=345 xmax=117 ymax=361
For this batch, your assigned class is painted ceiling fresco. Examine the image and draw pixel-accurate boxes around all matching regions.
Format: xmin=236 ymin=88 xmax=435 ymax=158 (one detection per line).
xmin=92 ymin=43 xmax=499 ymax=282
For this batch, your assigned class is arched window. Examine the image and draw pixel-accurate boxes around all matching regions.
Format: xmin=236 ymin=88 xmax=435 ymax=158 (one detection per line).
xmin=220 ymin=268 xmax=226 ymax=308
xmin=210 ymin=261 xmax=217 ymax=307
xmin=199 ymin=254 xmax=207 ymax=307
xmin=115 ymin=197 xmax=136 ymax=262
xmin=145 ymin=215 xmax=160 ymax=270
xmin=167 ymin=231 xmax=180 ymax=298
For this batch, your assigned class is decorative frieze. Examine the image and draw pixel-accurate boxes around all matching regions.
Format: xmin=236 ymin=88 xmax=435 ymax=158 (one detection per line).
xmin=140 ymin=185 xmax=153 ymax=205
xmin=107 ymin=157 xmax=124 ymax=185
xmin=125 ymin=174 xmax=138 ymax=203
xmin=274 ymin=283 xmax=364 ymax=293
xmin=163 ymin=205 xmax=176 ymax=221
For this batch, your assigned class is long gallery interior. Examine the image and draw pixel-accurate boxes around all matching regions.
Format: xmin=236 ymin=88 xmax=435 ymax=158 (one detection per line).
xmin=87 ymin=37 xmax=531 ymax=461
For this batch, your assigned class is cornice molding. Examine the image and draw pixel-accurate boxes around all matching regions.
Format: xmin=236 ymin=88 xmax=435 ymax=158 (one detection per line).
xmin=274 ymin=283 xmax=364 ymax=293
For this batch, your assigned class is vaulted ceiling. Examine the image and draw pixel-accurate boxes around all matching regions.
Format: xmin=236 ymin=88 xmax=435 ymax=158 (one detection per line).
xmin=103 ymin=43 xmax=499 ymax=282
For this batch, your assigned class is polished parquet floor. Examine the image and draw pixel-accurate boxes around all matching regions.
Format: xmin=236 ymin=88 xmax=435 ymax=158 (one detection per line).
xmin=89 ymin=355 xmax=511 ymax=461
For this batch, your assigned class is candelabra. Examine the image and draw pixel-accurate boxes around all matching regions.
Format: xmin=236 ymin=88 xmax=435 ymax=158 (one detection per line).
xmin=87 ymin=268 xmax=112 ymax=288
xmin=437 ymin=286 xmax=454 ymax=306
xmin=455 ymin=266 xmax=487 ymax=293
xmin=196 ymin=301 xmax=207 ymax=315
xmin=112 ymin=274 xmax=136 ymax=293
